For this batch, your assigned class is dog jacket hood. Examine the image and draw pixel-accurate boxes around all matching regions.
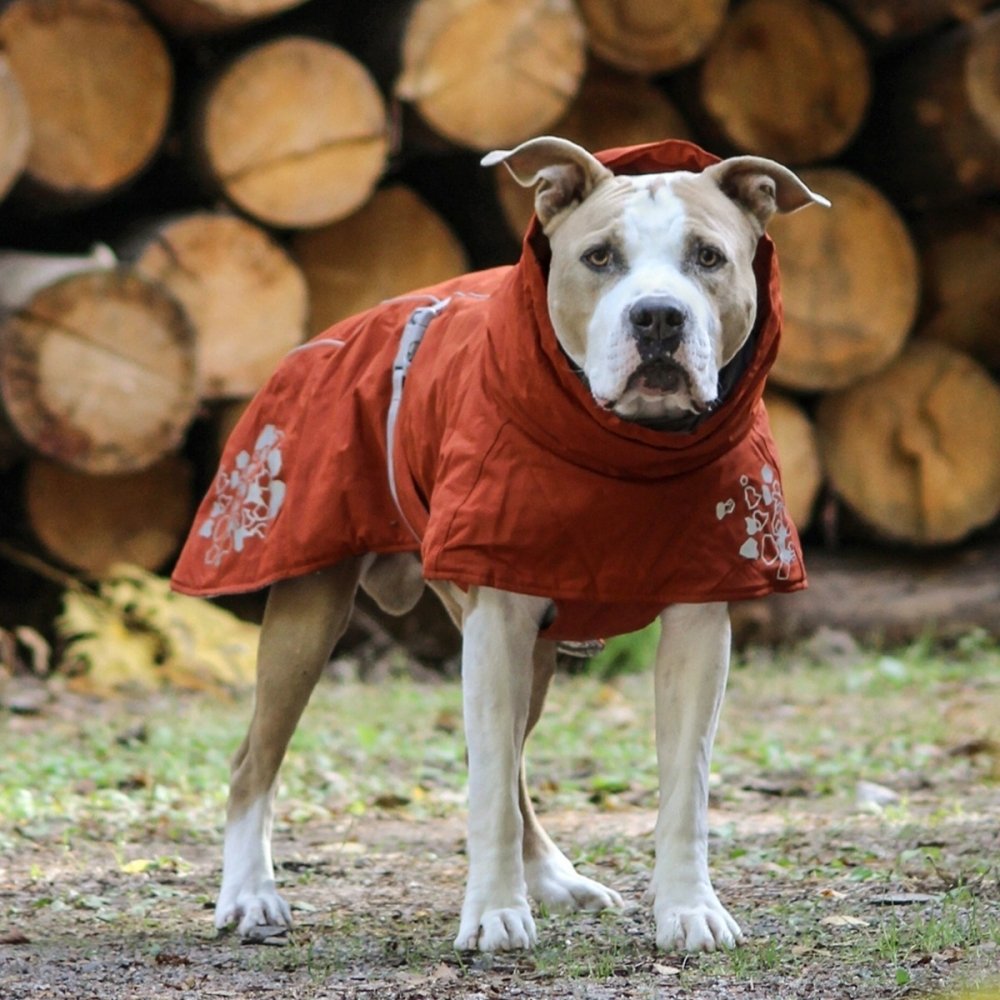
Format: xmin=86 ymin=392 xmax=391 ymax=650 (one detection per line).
xmin=172 ymin=139 xmax=806 ymax=641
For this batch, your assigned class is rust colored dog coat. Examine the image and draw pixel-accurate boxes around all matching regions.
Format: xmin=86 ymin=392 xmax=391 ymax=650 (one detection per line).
xmin=171 ymin=140 xmax=806 ymax=641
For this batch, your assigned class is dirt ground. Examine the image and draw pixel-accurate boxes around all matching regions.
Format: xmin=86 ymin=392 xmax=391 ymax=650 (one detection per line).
xmin=2 ymin=654 xmax=999 ymax=999
xmin=3 ymin=782 xmax=999 ymax=998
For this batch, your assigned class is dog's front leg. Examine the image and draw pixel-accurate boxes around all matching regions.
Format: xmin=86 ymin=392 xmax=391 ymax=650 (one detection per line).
xmin=454 ymin=587 xmax=551 ymax=952
xmin=652 ymin=602 xmax=744 ymax=953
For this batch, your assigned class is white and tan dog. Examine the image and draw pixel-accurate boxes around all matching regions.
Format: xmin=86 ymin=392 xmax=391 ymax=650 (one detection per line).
xmin=176 ymin=137 xmax=828 ymax=955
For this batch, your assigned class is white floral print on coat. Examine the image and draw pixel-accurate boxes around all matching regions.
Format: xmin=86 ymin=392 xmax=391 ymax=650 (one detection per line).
xmin=715 ymin=463 xmax=796 ymax=580
xmin=199 ymin=424 xmax=286 ymax=567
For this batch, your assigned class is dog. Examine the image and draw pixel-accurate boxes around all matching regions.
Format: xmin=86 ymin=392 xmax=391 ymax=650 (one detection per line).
xmin=171 ymin=137 xmax=828 ymax=953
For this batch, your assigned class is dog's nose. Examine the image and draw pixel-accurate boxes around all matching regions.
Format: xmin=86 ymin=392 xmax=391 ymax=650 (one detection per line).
xmin=628 ymin=296 xmax=688 ymax=357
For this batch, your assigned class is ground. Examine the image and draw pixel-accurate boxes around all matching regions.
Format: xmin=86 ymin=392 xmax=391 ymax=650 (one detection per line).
xmin=1 ymin=635 xmax=999 ymax=999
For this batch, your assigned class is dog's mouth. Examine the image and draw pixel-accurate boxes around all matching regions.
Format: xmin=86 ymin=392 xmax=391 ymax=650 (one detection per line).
xmin=626 ymin=359 xmax=691 ymax=397
xmin=584 ymin=359 xmax=719 ymax=428
xmin=591 ymin=359 xmax=720 ymax=429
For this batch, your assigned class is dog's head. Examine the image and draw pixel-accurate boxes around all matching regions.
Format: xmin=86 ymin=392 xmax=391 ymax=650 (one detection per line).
xmin=483 ymin=138 xmax=829 ymax=426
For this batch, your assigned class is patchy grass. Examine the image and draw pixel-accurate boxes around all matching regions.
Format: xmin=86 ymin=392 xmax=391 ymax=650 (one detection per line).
xmin=1 ymin=637 xmax=998 ymax=998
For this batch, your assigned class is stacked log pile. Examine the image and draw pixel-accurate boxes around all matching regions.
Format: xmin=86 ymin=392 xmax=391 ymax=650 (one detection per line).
xmin=1 ymin=0 xmax=999 ymax=647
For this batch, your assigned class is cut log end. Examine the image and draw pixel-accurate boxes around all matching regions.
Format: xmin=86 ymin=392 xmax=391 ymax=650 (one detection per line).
xmin=0 ymin=0 xmax=172 ymax=201
xmin=700 ymin=0 xmax=870 ymax=164
xmin=966 ymin=11 xmax=1000 ymax=157
xmin=395 ymin=0 xmax=586 ymax=150
xmin=0 ymin=269 xmax=199 ymax=475
xmin=0 ymin=55 xmax=31 ymax=202
xmin=915 ymin=205 xmax=1000 ymax=370
xmin=293 ymin=185 xmax=469 ymax=333
xmin=132 ymin=212 xmax=309 ymax=399
xmin=200 ymin=37 xmax=389 ymax=228
xmin=851 ymin=10 xmax=1000 ymax=209
xmin=816 ymin=339 xmax=1000 ymax=545
xmin=139 ymin=0 xmax=310 ymax=36
xmin=496 ymin=66 xmax=691 ymax=235
xmin=768 ymin=168 xmax=920 ymax=392
xmin=578 ymin=0 xmax=728 ymax=74
xmin=831 ymin=0 xmax=996 ymax=42
xmin=764 ymin=390 xmax=822 ymax=533
xmin=25 ymin=455 xmax=194 ymax=574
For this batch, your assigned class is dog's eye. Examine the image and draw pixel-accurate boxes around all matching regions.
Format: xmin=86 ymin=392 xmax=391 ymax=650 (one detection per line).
xmin=697 ymin=246 xmax=726 ymax=270
xmin=582 ymin=246 xmax=614 ymax=270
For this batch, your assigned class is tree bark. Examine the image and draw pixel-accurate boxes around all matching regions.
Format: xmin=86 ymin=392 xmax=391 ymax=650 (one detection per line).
xmin=731 ymin=541 xmax=1000 ymax=646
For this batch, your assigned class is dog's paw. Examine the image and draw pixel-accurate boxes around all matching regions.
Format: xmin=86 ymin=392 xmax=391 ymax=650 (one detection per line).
xmin=526 ymin=853 xmax=624 ymax=913
xmin=654 ymin=891 xmax=743 ymax=953
xmin=454 ymin=902 xmax=537 ymax=952
xmin=215 ymin=881 xmax=292 ymax=938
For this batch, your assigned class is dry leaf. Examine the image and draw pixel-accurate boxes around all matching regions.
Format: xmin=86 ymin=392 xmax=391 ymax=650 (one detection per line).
xmin=57 ymin=564 xmax=258 ymax=696
xmin=855 ymin=780 xmax=900 ymax=809
xmin=433 ymin=708 xmax=460 ymax=734
xmin=399 ymin=963 xmax=459 ymax=986
xmin=654 ymin=963 xmax=682 ymax=976
xmin=821 ymin=914 xmax=870 ymax=928
xmin=947 ymin=737 xmax=1000 ymax=759
xmin=121 ymin=858 xmax=155 ymax=875
xmin=373 ymin=793 xmax=411 ymax=809
xmin=15 ymin=627 xmax=51 ymax=675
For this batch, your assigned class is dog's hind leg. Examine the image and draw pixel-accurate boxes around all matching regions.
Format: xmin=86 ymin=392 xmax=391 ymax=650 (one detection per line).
xmin=520 ymin=639 xmax=624 ymax=914
xmin=215 ymin=558 xmax=363 ymax=937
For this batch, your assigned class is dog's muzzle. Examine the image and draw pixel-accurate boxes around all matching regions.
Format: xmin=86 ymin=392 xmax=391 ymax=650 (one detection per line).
xmin=625 ymin=294 xmax=697 ymax=400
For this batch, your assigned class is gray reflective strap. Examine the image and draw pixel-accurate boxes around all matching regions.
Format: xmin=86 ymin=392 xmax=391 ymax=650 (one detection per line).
xmin=383 ymin=292 xmax=604 ymax=657
xmin=386 ymin=297 xmax=453 ymax=540
xmin=556 ymin=639 xmax=606 ymax=658
xmin=288 ymin=337 xmax=346 ymax=355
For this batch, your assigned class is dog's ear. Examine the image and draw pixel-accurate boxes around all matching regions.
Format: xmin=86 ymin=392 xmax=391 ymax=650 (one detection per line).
xmin=704 ymin=156 xmax=831 ymax=233
xmin=482 ymin=137 xmax=613 ymax=231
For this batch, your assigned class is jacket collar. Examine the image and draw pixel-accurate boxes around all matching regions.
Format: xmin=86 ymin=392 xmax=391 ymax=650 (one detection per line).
xmin=482 ymin=139 xmax=783 ymax=479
